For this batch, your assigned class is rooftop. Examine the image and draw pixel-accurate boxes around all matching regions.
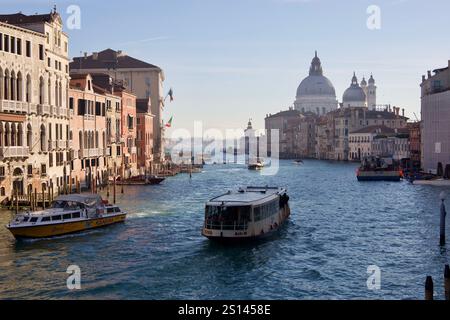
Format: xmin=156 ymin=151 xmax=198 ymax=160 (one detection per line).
xmin=208 ymin=187 xmax=284 ymax=205
xmin=70 ymin=49 xmax=161 ymax=70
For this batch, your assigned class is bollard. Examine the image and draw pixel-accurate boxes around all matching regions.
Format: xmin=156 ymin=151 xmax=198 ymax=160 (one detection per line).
xmin=34 ymin=188 xmax=37 ymax=210
xmin=445 ymin=264 xmax=450 ymax=301
xmin=425 ymin=276 xmax=434 ymax=300
xmin=440 ymin=192 xmax=447 ymax=246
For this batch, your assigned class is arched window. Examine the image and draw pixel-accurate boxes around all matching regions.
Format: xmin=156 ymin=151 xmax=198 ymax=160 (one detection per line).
xmin=0 ymin=187 xmax=5 ymax=197
xmin=55 ymin=80 xmax=59 ymax=107
xmin=17 ymin=123 xmax=23 ymax=147
xmin=4 ymin=123 xmax=10 ymax=147
xmin=102 ymin=132 xmax=106 ymax=149
xmin=10 ymin=71 xmax=16 ymax=101
xmin=84 ymin=131 xmax=88 ymax=150
xmin=4 ymin=69 xmax=10 ymax=100
xmin=39 ymin=77 xmax=45 ymax=105
xmin=27 ymin=124 xmax=32 ymax=149
xmin=59 ymin=82 xmax=62 ymax=107
xmin=40 ymin=124 xmax=46 ymax=152
xmin=0 ymin=67 xmax=3 ymax=100
xmin=16 ymin=72 xmax=23 ymax=101
xmin=95 ymin=131 xmax=99 ymax=148
xmin=26 ymin=74 xmax=31 ymax=103
xmin=47 ymin=77 xmax=52 ymax=105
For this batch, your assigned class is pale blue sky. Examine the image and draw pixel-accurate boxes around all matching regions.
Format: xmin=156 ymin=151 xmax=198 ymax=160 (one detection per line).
xmin=6 ymin=0 xmax=450 ymax=134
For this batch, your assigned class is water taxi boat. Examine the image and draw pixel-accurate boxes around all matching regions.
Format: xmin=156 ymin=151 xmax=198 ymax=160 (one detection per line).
xmin=6 ymin=194 xmax=126 ymax=239
xmin=357 ymin=156 xmax=402 ymax=182
xmin=202 ymin=186 xmax=290 ymax=242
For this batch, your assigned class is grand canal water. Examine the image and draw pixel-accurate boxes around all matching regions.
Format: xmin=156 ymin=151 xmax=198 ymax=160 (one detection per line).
xmin=0 ymin=160 xmax=449 ymax=300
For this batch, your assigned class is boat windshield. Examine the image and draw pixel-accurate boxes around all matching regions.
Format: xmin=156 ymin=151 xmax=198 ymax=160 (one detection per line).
xmin=205 ymin=205 xmax=251 ymax=230
xmin=52 ymin=200 xmax=84 ymax=211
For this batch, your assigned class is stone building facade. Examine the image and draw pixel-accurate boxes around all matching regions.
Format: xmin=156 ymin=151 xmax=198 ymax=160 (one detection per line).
xmin=0 ymin=11 xmax=70 ymax=202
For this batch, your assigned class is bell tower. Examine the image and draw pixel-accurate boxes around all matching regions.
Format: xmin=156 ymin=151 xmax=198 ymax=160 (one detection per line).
xmin=367 ymin=74 xmax=377 ymax=110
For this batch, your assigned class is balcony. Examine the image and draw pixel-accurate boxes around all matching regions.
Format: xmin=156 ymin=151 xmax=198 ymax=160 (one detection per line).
xmin=0 ymin=146 xmax=30 ymax=158
xmin=79 ymin=148 xmax=104 ymax=158
xmin=0 ymin=100 xmax=29 ymax=113
xmin=56 ymin=140 xmax=66 ymax=150
xmin=37 ymin=104 xmax=50 ymax=116
xmin=104 ymin=148 xmax=111 ymax=157
xmin=48 ymin=140 xmax=57 ymax=151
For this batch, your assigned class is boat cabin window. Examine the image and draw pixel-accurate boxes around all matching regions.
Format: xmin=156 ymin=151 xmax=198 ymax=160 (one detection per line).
xmin=72 ymin=212 xmax=81 ymax=219
xmin=30 ymin=217 xmax=38 ymax=223
xmin=51 ymin=215 xmax=62 ymax=221
xmin=205 ymin=205 xmax=251 ymax=230
xmin=253 ymin=200 xmax=278 ymax=222
xmin=63 ymin=214 xmax=72 ymax=220
xmin=107 ymin=207 xmax=115 ymax=213
xmin=114 ymin=207 xmax=121 ymax=213
xmin=52 ymin=200 xmax=84 ymax=211
xmin=22 ymin=217 xmax=30 ymax=222
xmin=41 ymin=217 xmax=51 ymax=222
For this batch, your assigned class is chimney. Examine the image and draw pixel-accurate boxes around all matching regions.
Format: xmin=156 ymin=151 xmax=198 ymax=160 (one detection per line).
xmin=84 ymin=52 xmax=88 ymax=59
xmin=427 ymin=70 xmax=432 ymax=78
xmin=93 ymin=52 xmax=98 ymax=60
xmin=422 ymin=75 xmax=426 ymax=82
xmin=402 ymin=108 xmax=405 ymax=117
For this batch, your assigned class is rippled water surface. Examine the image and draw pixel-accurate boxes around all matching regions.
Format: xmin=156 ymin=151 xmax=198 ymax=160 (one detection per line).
xmin=1 ymin=160 xmax=449 ymax=299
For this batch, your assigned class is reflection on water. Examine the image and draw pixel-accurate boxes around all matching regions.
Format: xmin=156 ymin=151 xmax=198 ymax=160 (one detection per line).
xmin=0 ymin=160 xmax=449 ymax=299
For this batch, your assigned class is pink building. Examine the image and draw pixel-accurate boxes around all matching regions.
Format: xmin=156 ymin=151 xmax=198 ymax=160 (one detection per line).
xmin=136 ymin=99 xmax=154 ymax=173
xmin=69 ymin=74 xmax=109 ymax=189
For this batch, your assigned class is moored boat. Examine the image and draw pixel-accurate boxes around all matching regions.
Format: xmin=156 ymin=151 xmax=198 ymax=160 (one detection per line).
xmin=248 ymin=158 xmax=265 ymax=170
xmin=116 ymin=175 xmax=165 ymax=185
xmin=202 ymin=186 xmax=290 ymax=242
xmin=6 ymin=194 xmax=126 ymax=239
xmin=357 ymin=156 xmax=402 ymax=182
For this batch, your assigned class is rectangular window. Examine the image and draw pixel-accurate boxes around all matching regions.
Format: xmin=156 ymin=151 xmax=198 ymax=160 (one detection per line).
xmin=4 ymin=34 xmax=9 ymax=52
xmin=0 ymin=166 xmax=5 ymax=177
xmin=10 ymin=36 xmax=15 ymax=53
xmin=26 ymin=40 xmax=31 ymax=57
xmin=16 ymin=38 xmax=21 ymax=55
xmin=27 ymin=165 xmax=33 ymax=176
xmin=0 ymin=33 xmax=2 ymax=51
xmin=48 ymin=58 xmax=51 ymax=67
xmin=78 ymin=99 xmax=86 ymax=115
xmin=38 ymin=44 xmax=44 ymax=60
xmin=95 ymin=102 xmax=101 ymax=115
xmin=69 ymin=97 xmax=74 ymax=110
xmin=41 ymin=164 xmax=47 ymax=175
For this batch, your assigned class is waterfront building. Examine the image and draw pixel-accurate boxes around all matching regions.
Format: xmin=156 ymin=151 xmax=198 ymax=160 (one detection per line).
xmin=349 ymin=125 xmax=395 ymax=161
xmin=113 ymin=86 xmax=138 ymax=178
xmin=331 ymin=107 xmax=408 ymax=161
xmin=136 ymin=98 xmax=154 ymax=173
xmin=294 ymin=52 xmax=338 ymax=116
xmin=0 ymin=10 xmax=70 ymax=202
xmin=420 ymin=61 xmax=450 ymax=175
xmin=265 ymin=108 xmax=317 ymax=159
xmin=371 ymin=129 xmax=410 ymax=161
xmin=69 ymin=49 xmax=166 ymax=166
xmin=407 ymin=121 xmax=421 ymax=170
xmin=315 ymin=115 xmax=335 ymax=160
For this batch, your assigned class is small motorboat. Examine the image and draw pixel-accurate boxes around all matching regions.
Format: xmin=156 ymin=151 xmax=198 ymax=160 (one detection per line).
xmin=6 ymin=194 xmax=126 ymax=239
xmin=248 ymin=158 xmax=265 ymax=171
xmin=293 ymin=159 xmax=303 ymax=165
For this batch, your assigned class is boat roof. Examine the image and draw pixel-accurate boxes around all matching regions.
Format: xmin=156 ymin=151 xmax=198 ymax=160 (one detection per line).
xmin=54 ymin=194 xmax=103 ymax=207
xmin=208 ymin=186 xmax=285 ymax=206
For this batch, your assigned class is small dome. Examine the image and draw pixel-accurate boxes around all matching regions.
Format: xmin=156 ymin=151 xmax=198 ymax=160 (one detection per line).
xmin=360 ymin=77 xmax=367 ymax=86
xmin=368 ymin=74 xmax=375 ymax=85
xmin=343 ymin=73 xmax=366 ymax=103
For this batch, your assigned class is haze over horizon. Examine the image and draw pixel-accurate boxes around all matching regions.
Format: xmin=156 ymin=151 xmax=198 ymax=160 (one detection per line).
xmin=4 ymin=0 xmax=450 ymax=136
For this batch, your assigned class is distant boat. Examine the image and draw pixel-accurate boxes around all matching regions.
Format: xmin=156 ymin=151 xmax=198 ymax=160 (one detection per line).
xmin=293 ymin=159 xmax=303 ymax=165
xmin=248 ymin=158 xmax=264 ymax=170
xmin=357 ymin=156 xmax=402 ymax=182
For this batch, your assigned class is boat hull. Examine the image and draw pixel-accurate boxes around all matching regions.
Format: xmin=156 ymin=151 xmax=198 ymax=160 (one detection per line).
xmin=357 ymin=171 xmax=401 ymax=182
xmin=6 ymin=214 xmax=126 ymax=239
xmin=202 ymin=205 xmax=290 ymax=243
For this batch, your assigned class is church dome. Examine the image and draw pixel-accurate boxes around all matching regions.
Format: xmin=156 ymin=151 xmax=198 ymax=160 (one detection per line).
xmin=296 ymin=52 xmax=336 ymax=98
xmin=343 ymin=73 xmax=366 ymax=103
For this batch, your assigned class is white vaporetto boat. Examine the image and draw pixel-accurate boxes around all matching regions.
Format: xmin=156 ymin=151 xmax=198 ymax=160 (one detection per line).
xmin=202 ymin=186 xmax=290 ymax=242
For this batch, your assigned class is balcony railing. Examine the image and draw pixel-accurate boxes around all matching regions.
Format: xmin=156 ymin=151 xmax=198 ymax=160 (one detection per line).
xmin=0 ymin=100 xmax=29 ymax=113
xmin=0 ymin=146 xmax=30 ymax=158
xmin=37 ymin=104 xmax=50 ymax=116
xmin=79 ymin=148 xmax=105 ymax=158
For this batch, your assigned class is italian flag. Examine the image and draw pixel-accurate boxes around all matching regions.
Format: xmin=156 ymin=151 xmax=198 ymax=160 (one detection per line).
xmin=165 ymin=116 xmax=173 ymax=128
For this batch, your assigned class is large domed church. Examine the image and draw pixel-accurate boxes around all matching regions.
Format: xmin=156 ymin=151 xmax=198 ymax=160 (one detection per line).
xmin=294 ymin=52 xmax=338 ymax=115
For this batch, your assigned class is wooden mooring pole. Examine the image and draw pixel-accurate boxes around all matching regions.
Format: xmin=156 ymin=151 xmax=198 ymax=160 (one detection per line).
xmin=425 ymin=276 xmax=434 ymax=300
xmin=440 ymin=192 xmax=447 ymax=246
xmin=445 ymin=264 xmax=450 ymax=301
